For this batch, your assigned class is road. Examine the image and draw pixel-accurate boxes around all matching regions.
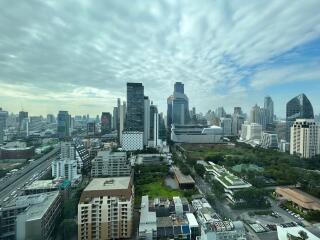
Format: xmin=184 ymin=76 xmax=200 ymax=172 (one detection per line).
xmin=0 ymin=146 xmax=60 ymax=205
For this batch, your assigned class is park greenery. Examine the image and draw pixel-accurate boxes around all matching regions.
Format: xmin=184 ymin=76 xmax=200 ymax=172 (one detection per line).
xmin=180 ymin=143 xmax=320 ymax=198
xmin=282 ymin=201 xmax=320 ymax=222
xmin=134 ymin=164 xmax=197 ymax=206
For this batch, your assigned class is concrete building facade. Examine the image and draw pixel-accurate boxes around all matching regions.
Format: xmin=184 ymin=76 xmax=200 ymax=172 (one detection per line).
xmin=78 ymin=177 xmax=134 ymax=240
xmin=290 ymin=119 xmax=320 ymax=158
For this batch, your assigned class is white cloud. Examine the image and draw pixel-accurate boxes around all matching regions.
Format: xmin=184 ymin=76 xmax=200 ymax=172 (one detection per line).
xmin=250 ymin=62 xmax=320 ymax=89
xmin=0 ymin=0 xmax=319 ymax=115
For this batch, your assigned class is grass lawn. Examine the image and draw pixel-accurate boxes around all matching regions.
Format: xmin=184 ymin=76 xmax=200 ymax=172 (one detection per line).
xmin=141 ymin=181 xmax=183 ymax=199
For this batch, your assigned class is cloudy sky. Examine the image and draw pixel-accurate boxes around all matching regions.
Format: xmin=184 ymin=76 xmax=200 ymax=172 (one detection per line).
xmin=0 ymin=0 xmax=320 ymax=117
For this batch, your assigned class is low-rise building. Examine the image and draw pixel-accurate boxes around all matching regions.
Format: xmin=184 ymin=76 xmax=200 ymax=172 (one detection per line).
xmin=205 ymin=162 xmax=251 ymax=203
xmin=279 ymin=139 xmax=290 ymax=152
xmin=138 ymin=196 xmax=200 ymax=240
xmin=260 ymin=132 xmax=279 ymax=149
xmin=0 ymin=191 xmax=62 ymax=240
xmin=200 ymin=221 xmax=246 ymax=240
xmin=277 ymin=225 xmax=320 ymax=240
xmin=138 ymin=196 xmax=157 ymax=240
xmin=23 ymin=179 xmax=61 ymax=195
xmin=0 ymin=141 xmax=34 ymax=160
xmin=171 ymin=124 xmax=223 ymax=144
xmin=91 ymin=150 xmax=131 ymax=177
xmin=136 ymin=153 xmax=169 ymax=165
xmin=276 ymin=187 xmax=320 ymax=212
xmin=191 ymin=197 xmax=246 ymax=240
xmin=78 ymin=177 xmax=134 ymax=240
xmin=172 ymin=166 xmax=195 ymax=189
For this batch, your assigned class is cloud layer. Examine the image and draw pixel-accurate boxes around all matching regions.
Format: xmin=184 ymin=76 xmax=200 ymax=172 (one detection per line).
xmin=0 ymin=0 xmax=320 ymax=116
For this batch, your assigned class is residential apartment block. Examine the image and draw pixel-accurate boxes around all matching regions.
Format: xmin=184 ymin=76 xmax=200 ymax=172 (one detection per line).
xmin=91 ymin=150 xmax=131 ymax=177
xmin=78 ymin=177 xmax=134 ymax=240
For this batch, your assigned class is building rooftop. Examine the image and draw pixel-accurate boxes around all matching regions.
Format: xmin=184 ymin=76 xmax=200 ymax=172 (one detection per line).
xmin=20 ymin=191 xmax=60 ymax=221
xmin=80 ymin=176 xmax=133 ymax=201
xmin=96 ymin=150 xmax=126 ymax=157
xmin=173 ymin=167 xmax=195 ymax=185
xmin=24 ymin=180 xmax=60 ymax=190
xmin=2 ymin=191 xmax=60 ymax=221
xmin=206 ymin=162 xmax=251 ymax=189
xmin=85 ymin=177 xmax=131 ymax=191
xmin=276 ymin=187 xmax=320 ymax=211
xmin=277 ymin=225 xmax=320 ymax=240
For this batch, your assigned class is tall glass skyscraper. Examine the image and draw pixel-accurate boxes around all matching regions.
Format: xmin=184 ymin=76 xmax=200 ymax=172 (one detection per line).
xmin=0 ymin=108 xmax=8 ymax=143
xmin=101 ymin=112 xmax=112 ymax=134
xmin=286 ymin=93 xmax=314 ymax=140
xmin=125 ymin=83 xmax=144 ymax=131
xmin=167 ymin=82 xmax=190 ymax=128
xmin=264 ymin=96 xmax=274 ymax=124
xmin=57 ymin=111 xmax=70 ymax=139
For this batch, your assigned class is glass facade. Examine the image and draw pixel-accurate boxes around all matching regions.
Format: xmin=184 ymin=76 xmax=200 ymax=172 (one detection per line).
xmin=125 ymin=83 xmax=144 ymax=131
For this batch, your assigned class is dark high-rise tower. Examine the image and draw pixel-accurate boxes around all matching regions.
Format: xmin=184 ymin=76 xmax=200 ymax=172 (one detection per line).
xmin=57 ymin=111 xmax=70 ymax=139
xmin=126 ymin=83 xmax=144 ymax=131
xmin=264 ymin=96 xmax=274 ymax=124
xmin=149 ymin=104 xmax=158 ymax=140
xmin=286 ymin=93 xmax=314 ymax=140
xmin=167 ymin=82 xmax=190 ymax=128
xmin=101 ymin=112 xmax=112 ymax=134
xmin=174 ymin=82 xmax=184 ymax=94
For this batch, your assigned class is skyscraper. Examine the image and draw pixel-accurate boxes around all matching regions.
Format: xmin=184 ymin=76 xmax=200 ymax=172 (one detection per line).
xmin=112 ymin=107 xmax=118 ymax=130
xmin=174 ymin=82 xmax=184 ymax=94
xmin=18 ymin=111 xmax=28 ymax=136
xmin=234 ymin=107 xmax=242 ymax=115
xmin=264 ymin=96 xmax=274 ymax=124
xmin=250 ymin=104 xmax=267 ymax=130
xmin=0 ymin=108 xmax=8 ymax=143
xmin=101 ymin=112 xmax=112 ymax=135
xmin=126 ymin=83 xmax=144 ymax=131
xmin=149 ymin=104 xmax=158 ymax=142
xmin=286 ymin=93 xmax=314 ymax=141
xmin=119 ymin=101 xmax=126 ymax=143
xmin=143 ymin=96 xmax=150 ymax=145
xmin=57 ymin=111 xmax=70 ymax=139
xmin=216 ymin=107 xmax=226 ymax=118
xmin=167 ymin=82 xmax=190 ymax=127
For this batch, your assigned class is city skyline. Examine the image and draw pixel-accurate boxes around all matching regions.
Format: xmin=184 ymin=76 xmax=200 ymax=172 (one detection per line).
xmin=0 ymin=1 xmax=320 ymax=116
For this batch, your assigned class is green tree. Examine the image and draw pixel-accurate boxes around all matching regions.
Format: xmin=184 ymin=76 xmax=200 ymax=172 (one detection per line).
xmin=194 ymin=164 xmax=206 ymax=178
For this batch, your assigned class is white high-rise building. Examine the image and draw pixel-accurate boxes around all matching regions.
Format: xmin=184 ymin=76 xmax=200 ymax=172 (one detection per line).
xmin=290 ymin=119 xmax=320 ymax=158
xmin=220 ymin=118 xmax=232 ymax=136
xmin=153 ymin=112 xmax=159 ymax=147
xmin=91 ymin=150 xmax=131 ymax=177
xmin=232 ymin=114 xmax=244 ymax=136
xmin=240 ymin=122 xmax=262 ymax=141
xmin=144 ymin=97 xmax=150 ymax=146
xmin=51 ymin=142 xmax=81 ymax=184
xmin=119 ymin=102 xmax=126 ymax=144
xmin=250 ymin=104 xmax=268 ymax=130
